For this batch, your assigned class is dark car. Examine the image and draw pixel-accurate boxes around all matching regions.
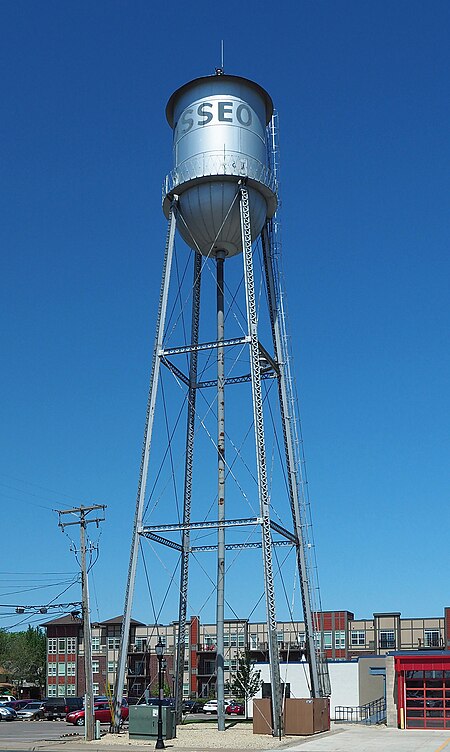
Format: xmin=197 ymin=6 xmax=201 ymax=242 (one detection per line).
xmin=0 ymin=706 xmax=17 ymax=721
xmin=66 ymin=700 xmax=128 ymax=726
xmin=182 ymin=699 xmax=203 ymax=714
xmin=5 ymin=700 xmax=33 ymax=711
xmin=139 ymin=697 xmax=175 ymax=707
xmin=43 ymin=696 xmax=83 ymax=720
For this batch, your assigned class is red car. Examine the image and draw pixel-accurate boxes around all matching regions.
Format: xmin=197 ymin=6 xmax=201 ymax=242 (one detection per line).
xmin=66 ymin=700 xmax=128 ymax=726
xmin=225 ymin=702 xmax=245 ymax=715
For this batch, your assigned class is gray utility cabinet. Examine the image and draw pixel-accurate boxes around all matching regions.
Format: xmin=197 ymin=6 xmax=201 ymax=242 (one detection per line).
xmin=129 ymin=704 xmax=177 ymax=740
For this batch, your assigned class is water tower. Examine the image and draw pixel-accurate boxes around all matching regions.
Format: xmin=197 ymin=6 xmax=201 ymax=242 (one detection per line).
xmin=113 ymin=70 xmax=330 ymax=736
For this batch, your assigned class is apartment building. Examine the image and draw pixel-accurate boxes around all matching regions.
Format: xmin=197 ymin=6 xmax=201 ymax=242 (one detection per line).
xmin=41 ymin=606 xmax=450 ymax=701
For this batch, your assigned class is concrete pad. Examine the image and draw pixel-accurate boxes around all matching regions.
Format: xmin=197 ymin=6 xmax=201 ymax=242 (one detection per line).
xmin=284 ymin=724 xmax=450 ymax=752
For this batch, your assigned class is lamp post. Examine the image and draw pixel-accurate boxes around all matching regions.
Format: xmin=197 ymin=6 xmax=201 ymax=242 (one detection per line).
xmin=155 ymin=639 xmax=165 ymax=750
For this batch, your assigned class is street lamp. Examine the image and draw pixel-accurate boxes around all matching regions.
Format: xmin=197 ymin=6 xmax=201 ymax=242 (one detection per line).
xmin=155 ymin=639 xmax=165 ymax=750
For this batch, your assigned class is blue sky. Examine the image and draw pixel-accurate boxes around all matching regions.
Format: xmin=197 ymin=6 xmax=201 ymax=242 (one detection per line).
xmin=1 ymin=0 xmax=449 ymax=631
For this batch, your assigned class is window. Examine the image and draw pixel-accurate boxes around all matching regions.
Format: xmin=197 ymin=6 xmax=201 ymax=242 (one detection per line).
xmin=250 ymin=633 xmax=257 ymax=650
xmin=238 ymin=633 xmax=245 ymax=647
xmin=67 ymin=637 xmax=76 ymax=654
xmin=323 ymin=631 xmax=332 ymax=649
xmin=224 ymin=659 xmax=230 ymax=671
xmin=379 ymin=630 xmax=395 ymax=649
xmin=230 ymin=659 xmax=237 ymax=672
xmin=47 ymin=686 xmax=56 ymax=696
xmin=205 ymin=634 xmax=216 ymax=646
xmin=135 ymin=638 xmax=147 ymax=652
xmin=92 ymin=660 xmax=99 ymax=674
xmin=107 ymin=637 xmax=121 ymax=650
xmin=48 ymin=638 xmax=57 ymax=654
xmin=335 ymin=631 xmax=346 ymax=648
xmin=425 ymin=630 xmax=440 ymax=648
xmin=223 ymin=634 xmax=229 ymax=647
xmin=351 ymin=630 xmax=365 ymax=646
xmin=48 ymin=664 xmax=57 ymax=676
xmin=93 ymin=683 xmax=100 ymax=694
xmin=58 ymin=662 xmax=66 ymax=676
xmin=230 ymin=633 xmax=237 ymax=647
xmin=108 ymin=661 xmax=117 ymax=673
xmin=67 ymin=662 xmax=76 ymax=676
xmin=57 ymin=684 xmax=66 ymax=696
xmin=66 ymin=685 xmax=76 ymax=696
xmin=277 ymin=632 xmax=283 ymax=644
xmin=183 ymin=660 xmax=189 ymax=672
xmin=183 ymin=683 xmax=189 ymax=697
xmin=92 ymin=636 xmax=100 ymax=653
xmin=204 ymin=660 xmax=215 ymax=674
xmin=58 ymin=639 xmax=66 ymax=653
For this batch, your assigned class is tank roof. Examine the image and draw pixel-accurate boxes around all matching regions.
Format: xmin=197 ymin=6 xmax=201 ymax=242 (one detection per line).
xmin=166 ymin=73 xmax=274 ymax=127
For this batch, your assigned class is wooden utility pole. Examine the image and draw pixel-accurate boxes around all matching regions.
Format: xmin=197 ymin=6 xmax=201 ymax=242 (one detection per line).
xmin=57 ymin=504 xmax=106 ymax=742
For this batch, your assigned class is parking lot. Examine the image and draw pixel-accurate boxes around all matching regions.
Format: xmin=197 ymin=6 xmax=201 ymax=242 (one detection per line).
xmin=1 ymin=719 xmax=450 ymax=752
xmin=0 ymin=719 xmax=83 ymax=743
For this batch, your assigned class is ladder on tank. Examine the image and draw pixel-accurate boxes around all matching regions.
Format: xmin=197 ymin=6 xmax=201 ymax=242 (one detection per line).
xmin=266 ymin=114 xmax=331 ymax=698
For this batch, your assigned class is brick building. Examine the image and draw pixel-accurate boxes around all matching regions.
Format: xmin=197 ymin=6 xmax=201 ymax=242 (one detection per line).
xmin=41 ymin=606 xmax=450 ymax=702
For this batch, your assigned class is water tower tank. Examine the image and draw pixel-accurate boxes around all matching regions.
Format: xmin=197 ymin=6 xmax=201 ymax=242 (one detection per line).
xmin=163 ymin=73 xmax=277 ymax=257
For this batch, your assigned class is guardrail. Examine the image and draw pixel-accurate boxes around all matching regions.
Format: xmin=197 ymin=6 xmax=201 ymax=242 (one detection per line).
xmin=334 ymin=696 xmax=386 ymax=725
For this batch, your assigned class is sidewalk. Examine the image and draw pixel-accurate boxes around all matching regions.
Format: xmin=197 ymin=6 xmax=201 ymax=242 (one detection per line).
xmin=1 ymin=724 xmax=450 ymax=752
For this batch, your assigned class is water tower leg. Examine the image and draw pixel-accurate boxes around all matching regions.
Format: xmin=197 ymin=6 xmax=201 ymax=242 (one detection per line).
xmin=175 ymin=250 xmax=202 ymax=724
xmin=239 ymin=186 xmax=282 ymax=737
xmin=216 ymin=249 xmax=226 ymax=731
xmin=112 ymin=202 xmax=178 ymax=732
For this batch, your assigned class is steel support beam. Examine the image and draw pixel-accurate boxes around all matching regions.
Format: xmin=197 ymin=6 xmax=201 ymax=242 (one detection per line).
xmin=112 ymin=203 xmax=178 ymax=732
xmin=240 ymin=184 xmax=282 ymax=737
xmin=216 ymin=250 xmax=226 ymax=732
xmin=175 ymin=251 xmax=202 ymax=723
xmin=261 ymin=223 xmax=326 ymax=697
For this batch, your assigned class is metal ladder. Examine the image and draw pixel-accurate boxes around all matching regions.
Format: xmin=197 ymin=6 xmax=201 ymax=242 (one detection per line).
xmin=266 ymin=114 xmax=331 ymax=698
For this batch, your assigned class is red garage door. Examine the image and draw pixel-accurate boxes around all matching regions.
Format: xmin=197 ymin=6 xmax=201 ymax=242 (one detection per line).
xmin=396 ymin=655 xmax=450 ymax=730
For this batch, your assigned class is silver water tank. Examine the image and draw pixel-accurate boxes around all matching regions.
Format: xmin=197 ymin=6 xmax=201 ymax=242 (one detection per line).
xmin=163 ymin=73 xmax=277 ymax=257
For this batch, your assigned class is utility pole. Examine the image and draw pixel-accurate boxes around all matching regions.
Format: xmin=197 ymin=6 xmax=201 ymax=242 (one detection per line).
xmin=57 ymin=504 xmax=106 ymax=742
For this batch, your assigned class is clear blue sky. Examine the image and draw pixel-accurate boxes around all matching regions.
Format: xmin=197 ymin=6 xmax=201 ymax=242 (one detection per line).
xmin=1 ymin=0 xmax=449 ymax=631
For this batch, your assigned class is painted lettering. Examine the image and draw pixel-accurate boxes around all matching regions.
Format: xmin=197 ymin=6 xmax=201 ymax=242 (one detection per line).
xmin=181 ymin=108 xmax=194 ymax=134
xmin=218 ymin=101 xmax=233 ymax=123
xmin=176 ymin=100 xmax=256 ymax=139
xmin=236 ymin=104 xmax=252 ymax=127
xmin=197 ymin=102 xmax=213 ymax=125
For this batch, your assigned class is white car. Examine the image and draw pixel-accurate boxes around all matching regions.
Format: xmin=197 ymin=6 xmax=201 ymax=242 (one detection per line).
xmin=203 ymin=700 xmax=226 ymax=714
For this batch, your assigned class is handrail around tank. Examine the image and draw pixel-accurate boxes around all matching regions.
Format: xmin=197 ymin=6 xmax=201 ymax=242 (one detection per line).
xmin=162 ymin=151 xmax=277 ymax=203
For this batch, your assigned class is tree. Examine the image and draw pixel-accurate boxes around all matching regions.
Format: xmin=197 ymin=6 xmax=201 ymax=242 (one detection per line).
xmin=0 ymin=626 xmax=46 ymax=693
xmin=230 ymin=651 xmax=261 ymax=710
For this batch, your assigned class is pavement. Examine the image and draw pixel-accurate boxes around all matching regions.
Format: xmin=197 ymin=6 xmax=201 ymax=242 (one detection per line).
xmin=1 ymin=722 xmax=450 ymax=752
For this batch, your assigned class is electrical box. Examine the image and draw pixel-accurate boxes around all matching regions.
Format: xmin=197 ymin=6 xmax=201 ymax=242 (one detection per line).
xmin=129 ymin=705 xmax=176 ymax=740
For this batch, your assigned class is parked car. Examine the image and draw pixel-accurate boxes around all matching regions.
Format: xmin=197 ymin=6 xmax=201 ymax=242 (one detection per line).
xmin=17 ymin=702 xmax=46 ymax=721
xmin=225 ymin=702 xmax=245 ymax=715
xmin=0 ymin=695 xmax=16 ymax=703
xmin=43 ymin=696 xmax=83 ymax=720
xmin=5 ymin=700 xmax=35 ymax=711
xmin=182 ymin=699 xmax=203 ymax=714
xmin=0 ymin=706 xmax=17 ymax=721
xmin=203 ymin=699 xmax=227 ymax=714
xmin=65 ymin=700 xmax=129 ymax=727
xmin=138 ymin=697 xmax=175 ymax=707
